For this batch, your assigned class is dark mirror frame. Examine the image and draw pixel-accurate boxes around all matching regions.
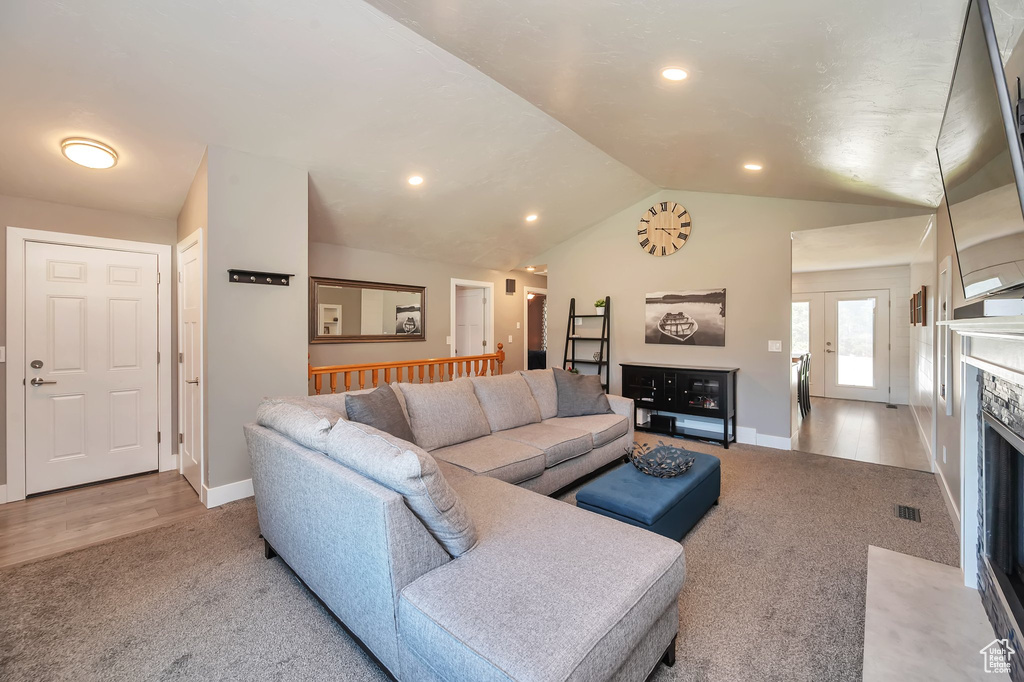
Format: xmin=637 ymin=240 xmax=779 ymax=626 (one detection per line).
xmin=309 ymin=276 xmax=426 ymax=344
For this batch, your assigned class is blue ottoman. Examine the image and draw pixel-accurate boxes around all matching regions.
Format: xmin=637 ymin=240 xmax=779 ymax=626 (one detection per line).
xmin=576 ymin=452 xmax=721 ymax=541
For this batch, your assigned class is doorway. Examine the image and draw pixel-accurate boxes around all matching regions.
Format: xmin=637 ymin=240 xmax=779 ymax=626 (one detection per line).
xmin=524 ymin=287 xmax=548 ymax=369
xmin=6 ymin=228 xmax=172 ymax=503
xmin=450 ymin=279 xmax=494 ymax=358
xmin=177 ymin=230 xmax=204 ymax=497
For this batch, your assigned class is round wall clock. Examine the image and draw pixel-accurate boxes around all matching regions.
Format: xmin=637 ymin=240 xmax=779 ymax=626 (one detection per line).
xmin=637 ymin=201 xmax=691 ymax=256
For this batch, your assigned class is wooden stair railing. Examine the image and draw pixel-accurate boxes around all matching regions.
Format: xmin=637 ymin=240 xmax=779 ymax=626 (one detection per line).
xmin=309 ymin=343 xmax=505 ymax=395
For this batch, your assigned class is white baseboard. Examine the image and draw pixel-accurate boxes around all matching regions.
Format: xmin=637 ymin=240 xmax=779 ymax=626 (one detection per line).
xmin=202 ymin=478 xmax=253 ymax=508
xmin=756 ymin=433 xmax=793 ymax=451
xmin=935 ymin=463 xmax=961 ymax=540
xmin=159 ymin=451 xmax=179 ymax=473
xmin=0 ymin=484 xmax=6 ymax=504
xmin=736 ymin=426 xmax=791 ymax=451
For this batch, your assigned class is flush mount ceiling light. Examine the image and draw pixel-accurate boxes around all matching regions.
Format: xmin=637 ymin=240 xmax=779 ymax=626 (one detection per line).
xmin=743 ymin=163 xmax=764 ymax=171
xmin=407 ymin=175 xmax=424 ymax=186
xmin=660 ymin=67 xmax=688 ymax=81
xmin=526 ymin=265 xmax=536 ymax=271
xmin=525 ymin=214 xmax=538 ymax=222
xmin=61 ymin=138 xmax=118 ymax=169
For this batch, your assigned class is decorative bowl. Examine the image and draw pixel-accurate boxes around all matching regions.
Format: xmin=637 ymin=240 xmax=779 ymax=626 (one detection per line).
xmin=627 ymin=441 xmax=695 ymax=478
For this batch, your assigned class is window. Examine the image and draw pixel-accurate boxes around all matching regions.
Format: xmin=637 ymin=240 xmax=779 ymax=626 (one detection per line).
xmin=792 ymin=301 xmax=810 ymax=356
xmin=836 ymin=298 xmax=875 ymax=387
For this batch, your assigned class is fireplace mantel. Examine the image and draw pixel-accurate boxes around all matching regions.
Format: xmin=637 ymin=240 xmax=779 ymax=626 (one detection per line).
xmin=944 ymin=317 xmax=1024 ymax=338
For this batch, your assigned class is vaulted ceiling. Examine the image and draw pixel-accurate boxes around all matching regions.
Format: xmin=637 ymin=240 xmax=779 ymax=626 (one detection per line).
xmin=2 ymin=0 xmax=1017 ymax=270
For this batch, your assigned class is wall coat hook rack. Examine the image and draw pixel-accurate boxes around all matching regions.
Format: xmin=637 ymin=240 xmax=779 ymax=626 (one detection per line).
xmin=227 ymin=269 xmax=294 ymax=286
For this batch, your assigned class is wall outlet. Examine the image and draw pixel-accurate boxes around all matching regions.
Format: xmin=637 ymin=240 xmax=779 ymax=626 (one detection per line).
xmin=508 ymin=334 xmax=513 ymax=343
xmin=516 ymin=322 xmax=521 ymax=329
xmin=0 ymin=346 xmax=5 ymax=363
xmin=768 ymin=340 xmax=783 ymax=353
xmin=942 ymin=446 xmax=947 ymax=464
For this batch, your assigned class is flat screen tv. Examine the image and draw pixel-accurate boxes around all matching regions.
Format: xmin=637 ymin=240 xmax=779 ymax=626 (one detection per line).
xmin=937 ymin=0 xmax=1024 ymax=308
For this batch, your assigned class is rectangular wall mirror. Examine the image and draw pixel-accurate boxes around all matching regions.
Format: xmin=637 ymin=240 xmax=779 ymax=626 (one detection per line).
xmin=310 ymin=277 xmax=426 ymax=344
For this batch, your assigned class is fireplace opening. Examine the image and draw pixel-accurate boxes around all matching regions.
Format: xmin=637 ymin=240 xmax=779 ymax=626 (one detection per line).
xmin=984 ymin=410 xmax=1024 ymax=628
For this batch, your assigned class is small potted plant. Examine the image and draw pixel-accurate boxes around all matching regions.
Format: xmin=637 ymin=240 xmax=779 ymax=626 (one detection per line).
xmin=594 ymin=298 xmax=606 ymax=315
xmin=567 ymin=365 xmax=579 ymax=374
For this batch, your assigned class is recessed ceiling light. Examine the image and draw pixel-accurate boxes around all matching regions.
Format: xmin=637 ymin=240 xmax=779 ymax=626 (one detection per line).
xmin=743 ymin=163 xmax=763 ymax=171
xmin=525 ymin=214 xmax=538 ymax=222
xmin=661 ymin=67 xmax=688 ymax=81
xmin=526 ymin=266 xmax=536 ymax=271
xmin=408 ymin=175 xmax=424 ymax=186
xmin=61 ymin=138 xmax=117 ymax=169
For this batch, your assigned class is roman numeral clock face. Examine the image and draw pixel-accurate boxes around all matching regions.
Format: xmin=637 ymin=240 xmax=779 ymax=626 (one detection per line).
xmin=637 ymin=201 xmax=691 ymax=256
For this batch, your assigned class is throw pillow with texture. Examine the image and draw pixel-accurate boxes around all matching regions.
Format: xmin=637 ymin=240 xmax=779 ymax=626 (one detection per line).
xmin=345 ymin=384 xmax=416 ymax=443
xmin=325 ymin=419 xmax=478 ymax=557
xmin=470 ymin=374 xmax=542 ymax=432
xmin=398 ymin=378 xmax=491 ymax=451
xmin=552 ymin=368 xmax=613 ymax=417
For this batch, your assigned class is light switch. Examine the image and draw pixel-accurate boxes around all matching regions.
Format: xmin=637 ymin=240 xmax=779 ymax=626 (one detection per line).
xmin=446 ymin=336 xmax=452 ymax=346
xmin=508 ymin=334 xmax=513 ymax=343
xmin=768 ymin=340 xmax=783 ymax=353
xmin=516 ymin=322 xmax=521 ymax=329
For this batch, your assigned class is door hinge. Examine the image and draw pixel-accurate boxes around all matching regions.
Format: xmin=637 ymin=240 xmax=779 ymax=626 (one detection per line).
xmin=178 ymin=433 xmax=184 ymax=444
xmin=178 ymin=271 xmax=183 ymax=283
xmin=157 ymin=351 xmax=161 ymax=363
xmin=157 ymin=431 xmax=161 ymax=444
xmin=178 ymin=352 xmax=184 ymax=363
xmin=157 ymin=273 xmax=161 ymax=284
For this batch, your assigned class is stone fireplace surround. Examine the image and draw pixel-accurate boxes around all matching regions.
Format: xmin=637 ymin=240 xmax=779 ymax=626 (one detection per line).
xmin=948 ymin=321 xmax=1024 ymax=682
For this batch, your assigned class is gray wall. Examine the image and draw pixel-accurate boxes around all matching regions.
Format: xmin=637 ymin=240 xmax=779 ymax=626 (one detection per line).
xmin=535 ymin=188 xmax=929 ymax=443
xmin=0 ymin=193 xmax=176 ymax=488
xmin=308 ymin=241 xmax=547 ymax=381
xmin=205 ymin=147 xmax=308 ymax=488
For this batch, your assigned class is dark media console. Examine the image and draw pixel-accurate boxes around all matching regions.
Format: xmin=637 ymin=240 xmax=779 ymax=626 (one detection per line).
xmin=620 ymin=363 xmax=737 ymax=449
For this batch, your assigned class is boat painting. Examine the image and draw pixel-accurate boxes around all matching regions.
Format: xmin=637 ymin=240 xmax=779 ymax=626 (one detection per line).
xmin=645 ymin=289 xmax=726 ymax=346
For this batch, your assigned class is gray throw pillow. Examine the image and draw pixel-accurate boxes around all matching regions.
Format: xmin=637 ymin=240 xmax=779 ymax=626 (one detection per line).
xmin=345 ymin=384 xmax=416 ymax=443
xmin=325 ymin=419 xmax=478 ymax=557
xmin=552 ymin=368 xmax=613 ymax=417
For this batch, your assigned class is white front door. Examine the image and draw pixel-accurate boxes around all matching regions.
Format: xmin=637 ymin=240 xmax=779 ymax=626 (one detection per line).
xmin=24 ymin=242 xmax=159 ymax=494
xmin=178 ymin=235 xmax=203 ymax=495
xmin=455 ymin=287 xmax=486 ymax=356
xmin=823 ymin=290 xmax=890 ymax=403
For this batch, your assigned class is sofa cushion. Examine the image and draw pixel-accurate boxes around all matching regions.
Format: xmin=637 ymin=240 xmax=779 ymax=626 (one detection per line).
xmin=544 ymin=414 xmax=630 ymax=448
xmin=324 ymin=419 xmax=477 ymax=557
xmin=397 ymin=474 xmax=686 ymax=682
xmin=552 ymin=368 xmax=612 ymax=417
xmin=518 ymin=369 xmax=559 ymax=420
xmin=470 ymin=374 xmax=542 ymax=432
xmin=396 ymin=379 xmax=491 ymax=451
xmin=344 ymin=384 xmax=416 ymax=442
xmin=432 ymin=436 xmax=545 ymax=484
xmin=256 ymin=398 xmax=344 ymax=453
xmin=491 ymin=423 xmax=593 ymax=468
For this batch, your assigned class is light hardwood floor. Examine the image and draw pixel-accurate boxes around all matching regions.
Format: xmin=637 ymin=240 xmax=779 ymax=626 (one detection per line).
xmin=0 ymin=471 xmax=208 ymax=569
xmin=794 ymin=397 xmax=931 ymax=472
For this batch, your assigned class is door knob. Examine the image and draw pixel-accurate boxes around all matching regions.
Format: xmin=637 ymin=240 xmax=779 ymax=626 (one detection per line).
xmin=30 ymin=378 xmax=56 ymax=386
xmin=185 ymin=377 xmax=200 ymax=385
xmin=825 ymin=349 xmax=835 ymax=353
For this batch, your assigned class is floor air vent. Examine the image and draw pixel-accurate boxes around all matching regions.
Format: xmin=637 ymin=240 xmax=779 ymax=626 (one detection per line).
xmin=886 ymin=404 xmax=898 ymax=409
xmin=895 ymin=505 xmax=921 ymax=522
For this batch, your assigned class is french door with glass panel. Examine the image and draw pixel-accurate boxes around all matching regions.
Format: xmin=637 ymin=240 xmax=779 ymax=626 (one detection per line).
xmin=792 ymin=294 xmax=824 ymax=397
xmin=823 ymin=290 xmax=890 ymax=402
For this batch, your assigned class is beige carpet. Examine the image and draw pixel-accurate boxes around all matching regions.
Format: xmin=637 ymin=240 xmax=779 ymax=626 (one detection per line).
xmin=0 ymin=439 xmax=958 ymax=681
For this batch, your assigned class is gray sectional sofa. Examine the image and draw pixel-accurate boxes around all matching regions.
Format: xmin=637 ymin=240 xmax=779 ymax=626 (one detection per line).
xmin=244 ymin=369 xmax=687 ymax=681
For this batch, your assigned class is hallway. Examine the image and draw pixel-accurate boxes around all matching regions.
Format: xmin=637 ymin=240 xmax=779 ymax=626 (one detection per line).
xmin=794 ymin=398 xmax=931 ymax=472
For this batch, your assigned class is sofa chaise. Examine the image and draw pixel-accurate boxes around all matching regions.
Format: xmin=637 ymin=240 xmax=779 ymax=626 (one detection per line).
xmin=244 ymin=369 xmax=687 ymax=681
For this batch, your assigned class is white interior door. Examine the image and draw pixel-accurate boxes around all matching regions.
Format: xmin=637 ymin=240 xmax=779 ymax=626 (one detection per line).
xmin=178 ymin=235 xmax=203 ymax=495
xmin=24 ymin=242 xmax=159 ymax=494
xmin=792 ymin=293 xmax=825 ymax=397
xmin=455 ymin=287 xmax=486 ymax=356
xmin=823 ymin=290 xmax=890 ymax=402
